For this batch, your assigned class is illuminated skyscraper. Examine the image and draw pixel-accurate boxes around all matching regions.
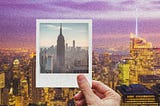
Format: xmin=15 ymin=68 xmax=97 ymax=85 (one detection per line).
xmin=117 ymin=60 xmax=130 ymax=86
xmin=128 ymin=15 xmax=160 ymax=86
xmin=56 ymin=24 xmax=65 ymax=72
xmin=12 ymin=59 xmax=21 ymax=96
xmin=28 ymin=53 xmax=42 ymax=104
xmin=130 ymin=33 xmax=152 ymax=49
xmin=129 ymin=33 xmax=154 ymax=84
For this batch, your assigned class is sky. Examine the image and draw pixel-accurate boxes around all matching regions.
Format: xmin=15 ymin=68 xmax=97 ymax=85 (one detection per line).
xmin=0 ymin=0 xmax=160 ymax=51
xmin=39 ymin=23 xmax=89 ymax=48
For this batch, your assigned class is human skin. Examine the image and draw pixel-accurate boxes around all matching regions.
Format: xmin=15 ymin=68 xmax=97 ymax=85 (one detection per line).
xmin=74 ymin=75 xmax=121 ymax=106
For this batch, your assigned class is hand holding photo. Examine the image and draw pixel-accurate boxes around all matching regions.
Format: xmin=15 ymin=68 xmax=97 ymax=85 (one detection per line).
xmin=36 ymin=19 xmax=92 ymax=87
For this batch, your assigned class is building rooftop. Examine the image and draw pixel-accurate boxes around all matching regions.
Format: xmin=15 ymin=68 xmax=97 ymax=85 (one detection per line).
xmin=117 ymin=84 xmax=159 ymax=104
xmin=151 ymin=83 xmax=160 ymax=94
xmin=139 ymin=75 xmax=160 ymax=83
xmin=154 ymin=66 xmax=160 ymax=69
xmin=116 ymin=84 xmax=154 ymax=96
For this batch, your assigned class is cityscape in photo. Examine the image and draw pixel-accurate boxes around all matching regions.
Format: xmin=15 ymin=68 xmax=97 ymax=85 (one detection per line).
xmin=0 ymin=0 xmax=160 ymax=106
xmin=39 ymin=23 xmax=89 ymax=73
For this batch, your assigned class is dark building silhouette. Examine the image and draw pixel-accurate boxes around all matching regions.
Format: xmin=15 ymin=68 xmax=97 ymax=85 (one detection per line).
xmin=28 ymin=55 xmax=42 ymax=104
xmin=56 ymin=24 xmax=65 ymax=72
xmin=66 ymin=43 xmax=68 ymax=50
xmin=151 ymin=83 xmax=160 ymax=105
xmin=73 ymin=40 xmax=75 ymax=48
xmin=13 ymin=78 xmax=20 ymax=96
xmin=116 ymin=84 xmax=158 ymax=105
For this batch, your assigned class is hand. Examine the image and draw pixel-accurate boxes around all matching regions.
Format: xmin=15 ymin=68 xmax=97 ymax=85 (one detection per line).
xmin=74 ymin=75 xmax=121 ymax=106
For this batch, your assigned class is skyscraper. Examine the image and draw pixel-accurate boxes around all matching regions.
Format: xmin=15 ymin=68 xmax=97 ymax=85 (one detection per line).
xmin=73 ymin=40 xmax=75 ymax=48
xmin=56 ymin=24 xmax=65 ymax=72
xmin=130 ymin=34 xmax=154 ymax=84
xmin=28 ymin=53 xmax=42 ymax=104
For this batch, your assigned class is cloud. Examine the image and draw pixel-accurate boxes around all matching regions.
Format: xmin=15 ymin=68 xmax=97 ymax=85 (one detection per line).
xmin=150 ymin=0 xmax=160 ymax=5
xmin=54 ymin=1 xmax=111 ymax=11
xmin=120 ymin=0 xmax=135 ymax=5
xmin=1 ymin=0 xmax=160 ymax=20
xmin=44 ymin=24 xmax=72 ymax=30
xmin=52 ymin=0 xmax=131 ymax=12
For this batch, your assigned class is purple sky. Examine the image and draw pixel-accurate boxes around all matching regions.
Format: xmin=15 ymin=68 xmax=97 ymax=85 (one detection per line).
xmin=0 ymin=0 xmax=160 ymax=50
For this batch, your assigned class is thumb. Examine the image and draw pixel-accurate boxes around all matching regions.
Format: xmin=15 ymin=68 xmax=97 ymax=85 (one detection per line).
xmin=77 ymin=75 xmax=99 ymax=104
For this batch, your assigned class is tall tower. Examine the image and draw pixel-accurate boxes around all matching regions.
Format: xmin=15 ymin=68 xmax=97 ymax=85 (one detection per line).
xmin=73 ymin=40 xmax=75 ymax=48
xmin=129 ymin=11 xmax=153 ymax=84
xmin=57 ymin=24 xmax=65 ymax=71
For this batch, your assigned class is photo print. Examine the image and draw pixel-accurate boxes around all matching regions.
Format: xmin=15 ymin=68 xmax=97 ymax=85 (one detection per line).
xmin=36 ymin=19 xmax=92 ymax=87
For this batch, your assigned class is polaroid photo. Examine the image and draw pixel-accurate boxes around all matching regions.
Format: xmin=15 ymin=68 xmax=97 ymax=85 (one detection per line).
xmin=36 ymin=19 xmax=92 ymax=87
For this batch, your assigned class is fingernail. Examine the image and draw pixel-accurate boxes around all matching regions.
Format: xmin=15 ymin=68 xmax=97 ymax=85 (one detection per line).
xmin=74 ymin=94 xmax=77 ymax=97
xmin=77 ymin=75 xmax=86 ymax=82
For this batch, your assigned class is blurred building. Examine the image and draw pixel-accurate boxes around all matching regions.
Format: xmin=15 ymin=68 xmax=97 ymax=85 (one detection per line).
xmin=45 ymin=55 xmax=53 ymax=73
xmin=92 ymin=52 xmax=99 ymax=66
xmin=40 ymin=49 xmax=47 ymax=73
xmin=153 ymin=48 xmax=160 ymax=76
xmin=130 ymin=33 xmax=154 ymax=84
xmin=117 ymin=60 xmax=130 ymax=86
xmin=139 ymin=75 xmax=160 ymax=88
xmin=73 ymin=40 xmax=75 ymax=49
xmin=8 ymin=86 xmax=15 ymax=106
xmin=0 ymin=62 xmax=12 ymax=105
xmin=12 ymin=59 xmax=21 ymax=96
xmin=151 ymin=83 xmax=160 ymax=105
xmin=116 ymin=84 xmax=158 ymax=106
xmin=28 ymin=53 xmax=42 ymax=104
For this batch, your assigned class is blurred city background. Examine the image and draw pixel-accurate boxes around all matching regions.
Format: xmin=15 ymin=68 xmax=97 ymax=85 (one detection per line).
xmin=0 ymin=0 xmax=160 ymax=106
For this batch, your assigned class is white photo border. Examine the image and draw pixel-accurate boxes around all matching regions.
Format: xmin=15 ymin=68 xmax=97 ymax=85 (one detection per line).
xmin=36 ymin=19 xmax=92 ymax=88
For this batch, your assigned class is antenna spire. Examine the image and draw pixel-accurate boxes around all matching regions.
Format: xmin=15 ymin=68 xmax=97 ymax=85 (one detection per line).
xmin=60 ymin=23 xmax=62 ymax=35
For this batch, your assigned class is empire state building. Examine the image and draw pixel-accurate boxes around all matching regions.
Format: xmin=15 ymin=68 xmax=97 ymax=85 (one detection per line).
xmin=57 ymin=24 xmax=65 ymax=70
